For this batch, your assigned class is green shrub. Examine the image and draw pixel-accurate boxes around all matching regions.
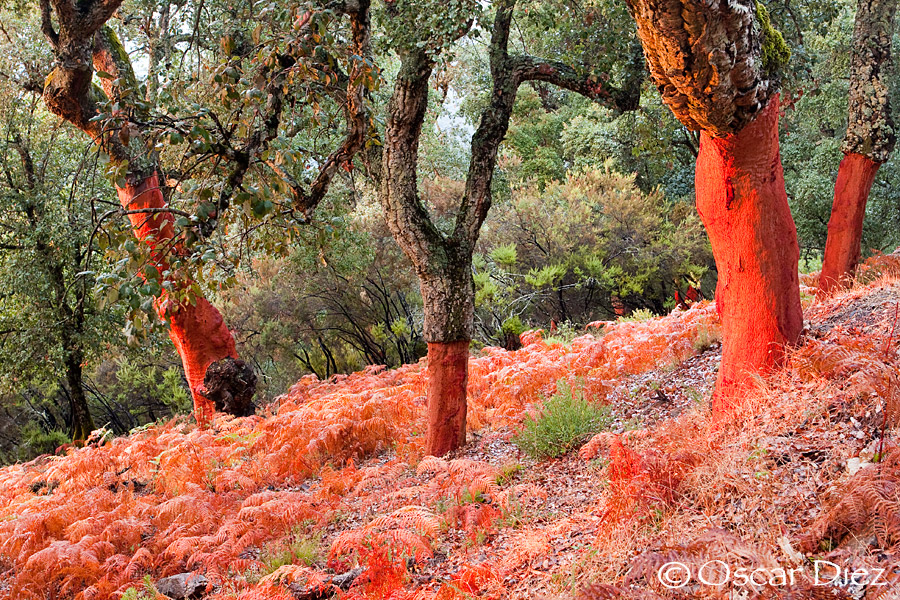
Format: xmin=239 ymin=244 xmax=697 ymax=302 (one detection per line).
xmin=513 ymin=379 xmax=610 ymax=459
xmin=543 ymin=321 xmax=583 ymax=346
xmin=617 ymin=308 xmax=656 ymax=322
xmin=18 ymin=423 xmax=69 ymax=460
xmin=261 ymin=531 xmax=322 ymax=573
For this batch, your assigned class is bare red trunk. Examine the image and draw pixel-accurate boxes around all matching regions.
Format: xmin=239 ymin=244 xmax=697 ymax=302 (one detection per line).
xmin=117 ymin=174 xmax=239 ymax=423
xmin=818 ymin=153 xmax=881 ymax=297
xmin=694 ymin=97 xmax=803 ymax=412
xmin=425 ymin=341 xmax=469 ymax=456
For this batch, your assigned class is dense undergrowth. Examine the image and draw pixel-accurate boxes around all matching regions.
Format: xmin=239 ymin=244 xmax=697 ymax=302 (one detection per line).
xmin=2 ymin=253 xmax=900 ymax=600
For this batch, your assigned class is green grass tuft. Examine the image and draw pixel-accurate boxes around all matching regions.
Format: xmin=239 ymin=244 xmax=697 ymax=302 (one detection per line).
xmin=514 ymin=379 xmax=611 ymax=459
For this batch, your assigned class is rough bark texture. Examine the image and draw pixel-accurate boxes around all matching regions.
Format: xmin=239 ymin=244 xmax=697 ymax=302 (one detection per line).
xmin=628 ymin=0 xmax=802 ymax=408
xmin=841 ymin=0 xmax=897 ymax=162
xmin=425 ymin=341 xmax=469 ymax=456
xmin=819 ymin=154 xmax=882 ymax=296
xmin=39 ymin=1 xmax=253 ymax=421
xmin=625 ymin=0 xmax=775 ymax=136
xmin=819 ymin=0 xmax=897 ymax=296
xmin=199 ymin=358 xmax=257 ymax=417
xmin=380 ymin=48 xmax=473 ymax=453
xmin=695 ymin=97 xmax=803 ymax=410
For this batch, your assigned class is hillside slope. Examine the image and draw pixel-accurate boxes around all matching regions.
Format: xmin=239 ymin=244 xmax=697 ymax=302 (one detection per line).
xmin=2 ymin=254 xmax=900 ymax=600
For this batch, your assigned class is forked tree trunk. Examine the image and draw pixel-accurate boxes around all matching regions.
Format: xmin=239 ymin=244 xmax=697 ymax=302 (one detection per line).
xmin=419 ymin=260 xmax=474 ymax=456
xmin=818 ymin=0 xmax=897 ymax=296
xmin=818 ymin=153 xmax=881 ymax=295
xmin=378 ymin=0 xmax=645 ymax=454
xmin=379 ymin=48 xmax=475 ymax=456
xmin=117 ymin=174 xmax=240 ymax=423
xmin=695 ymin=97 xmax=803 ymax=410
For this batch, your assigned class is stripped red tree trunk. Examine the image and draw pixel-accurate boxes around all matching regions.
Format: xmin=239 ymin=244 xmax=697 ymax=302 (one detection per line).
xmin=117 ymin=174 xmax=240 ymax=423
xmin=626 ymin=0 xmax=803 ymax=410
xmin=818 ymin=0 xmax=897 ymax=296
xmin=695 ymin=97 xmax=803 ymax=410
xmin=37 ymin=7 xmax=254 ymax=423
xmin=819 ymin=154 xmax=881 ymax=295
xmin=416 ymin=258 xmax=474 ymax=456
xmin=425 ymin=341 xmax=469 ymax=455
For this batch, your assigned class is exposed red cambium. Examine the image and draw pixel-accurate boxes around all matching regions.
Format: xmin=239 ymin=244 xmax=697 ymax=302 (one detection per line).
xmin=819 ymin=153 xmax=882 ymax=297
xmin=117 ymin=174 xmax=238 ymax=422
xmin=425 ymin=341 xmax=469 ymax=457
xmin=694 ymin=97 xmax=803 ymax=412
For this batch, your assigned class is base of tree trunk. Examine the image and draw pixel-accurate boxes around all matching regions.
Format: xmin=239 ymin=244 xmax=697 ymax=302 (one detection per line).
xmin=818 ymin=152 xmax=881 ymax=298
xmin=425 ymin=340 xmax=469 ymax=456
xmin=694 ymin=96 xmax=803 ymax=412
xmin=160 ymin=296 xmax=241 ymax=425
xmin=70 ymin=415 xmax=94 ymax=444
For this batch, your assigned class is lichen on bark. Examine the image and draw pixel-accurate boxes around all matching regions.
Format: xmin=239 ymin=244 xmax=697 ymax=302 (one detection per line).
xmin=841 ymin=0 xmax=897 ymax=162
xmin=755 ymin=2 xmax=791 ymax=75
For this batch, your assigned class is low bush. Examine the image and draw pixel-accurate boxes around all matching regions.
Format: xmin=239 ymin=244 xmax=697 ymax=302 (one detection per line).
xmin=514 ymin=379 xmax=611 ymax=459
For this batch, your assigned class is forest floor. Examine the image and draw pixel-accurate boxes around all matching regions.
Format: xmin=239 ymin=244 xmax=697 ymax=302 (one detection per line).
xmin=2 ymin=254 xmax=900 ymax=600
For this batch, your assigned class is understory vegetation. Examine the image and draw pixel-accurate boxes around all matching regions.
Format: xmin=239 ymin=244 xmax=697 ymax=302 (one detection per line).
xmin=513 ymin=378 xmax=611 ymax=459
xmin=1 ymin=256 xmax=899 ymax=599
xmin=0 ymin=0 xmax=900 ymax=597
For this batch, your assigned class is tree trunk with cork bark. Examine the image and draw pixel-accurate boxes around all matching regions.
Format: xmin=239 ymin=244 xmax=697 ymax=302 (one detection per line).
xmin=377 ymin=0 xmax=646 ymax=454
xmin=626 ymin=0 xmax=803 ymax=409
xmin=819 ymin=0 xmax=898 ymax=297
xmin=38 ymin=0 xmax=253 ymax=423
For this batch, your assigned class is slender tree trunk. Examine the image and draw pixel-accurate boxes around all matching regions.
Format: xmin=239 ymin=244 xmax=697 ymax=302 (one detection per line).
xmin=419 ymin=257 xmax=473 ymax=456
xmin=818 ymin=0 xmax=897 ymax=296
xmin=819 ymin=153 xmax=881 ymax=295
xmin=64 ymin=347 xmax=94 ymax=442
xmin=117 ymin=174 xmax=240 ymax=423
xmin=695 ymin=97 xmax=803 ymax=410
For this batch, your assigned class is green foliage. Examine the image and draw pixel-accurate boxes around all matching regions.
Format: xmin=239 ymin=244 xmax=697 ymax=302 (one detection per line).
xmin=542 ymin=322 xmax=585 ymax=346
xmin=221 ymin=196 xmax=426 ymax=397
xmin=617 ymin=308 xmax=656 ymax=322
xmin=500 ymin=316 xmax=525 ymax=337
xmin=120 ymin=577 xmax=159 ymax=600
xmin=513 ymin=379 xmax=610 ymax=459
xmin=111 ymin=360 xmax=193 ymax=416
xmin=16 ymin=423 xmax=69 ymax=460
xmin=474 ymin=167 xmax=713 ymax=341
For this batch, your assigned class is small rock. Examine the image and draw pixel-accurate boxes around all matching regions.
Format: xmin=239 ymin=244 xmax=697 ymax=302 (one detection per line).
xmin=846 ymin=457 xmax=872 ymax=476
xmin=155 ymin=573 xmax=208 ymax=599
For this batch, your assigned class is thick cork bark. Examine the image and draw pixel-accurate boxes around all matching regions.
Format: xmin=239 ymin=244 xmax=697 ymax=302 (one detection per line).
xmin=819 ymin=0 xmax=897 ymax=295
